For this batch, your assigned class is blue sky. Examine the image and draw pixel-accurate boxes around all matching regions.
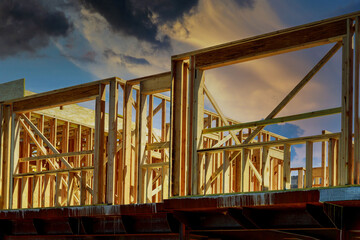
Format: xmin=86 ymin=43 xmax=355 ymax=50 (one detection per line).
xmin=1 ymin=1 xmax=358 ymax=88
xmin=1 ymin=0 xmax=359 ymax=168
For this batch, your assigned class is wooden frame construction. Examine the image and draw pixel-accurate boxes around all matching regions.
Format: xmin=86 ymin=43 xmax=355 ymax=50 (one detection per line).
xmin=0 ymin=73 xmax=173 ymax=208
xmin=0 ymin=11 xmax=360 ymax=210
xmin=170 ymin=11 xmax=360 ymax=197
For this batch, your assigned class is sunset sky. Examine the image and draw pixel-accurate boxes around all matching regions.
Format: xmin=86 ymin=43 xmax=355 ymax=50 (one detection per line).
xmin=1 ymin=0 xmax=360 ymax=167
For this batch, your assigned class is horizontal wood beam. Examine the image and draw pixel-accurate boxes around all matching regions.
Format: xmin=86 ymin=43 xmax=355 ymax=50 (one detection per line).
xmin=20 ymin=150 xmax=94 ymax=162
xmin=146 ymin=141 xmax=170 ymax=151
xmin=13 ymin=167 xmax=94 ymax=177
xmin=171 ymin=11 xmax=360 ymax=68
xmin=198 ymin=132 xmax=341 ymax=154
xmin=203 ymin=107 xmax=341 ymax=134
xmin=291 ymin=167 xmax=306 ymax=171
xmin=132 ymin=84 xmax=171 ymax=102
xmin=126 ymin=71 xmax=171 ymax=85
xmin=269 ymin=148 xmax=284 ymax=160
xmin=141 ymin=162 xmax=169 ymax=169
xmin=12 ymin=84 xmax=100 ymax=113
xmin=195 ymin=19 xmax=346 ymax=69
xmin=173 ymin=12 xmax=360 ymax=62
xmin=139 ymin=72 xmax=171 ymax=94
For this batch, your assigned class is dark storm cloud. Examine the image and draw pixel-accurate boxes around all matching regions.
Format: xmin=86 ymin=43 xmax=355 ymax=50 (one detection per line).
xmin=0 ymin=0 xmax=73 ymax=58
xmin=104 ymin=49 xmax=150 ymax=65
xmin=234 ymin=0 xmax=255 ymax=9
xmin=81 ymin=0 xmax=199 ymax=48
xmin=122 ymin=55 xmax=150 ymax=65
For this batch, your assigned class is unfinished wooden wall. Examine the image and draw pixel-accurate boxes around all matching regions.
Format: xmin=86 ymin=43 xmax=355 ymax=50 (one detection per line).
xmin=0 ymin=12 xmax=360 ymax=209
xmin=170 ymin=13 xmax=360 ymax=198
xmin=0 ymin=75 xmax=172 ymax=209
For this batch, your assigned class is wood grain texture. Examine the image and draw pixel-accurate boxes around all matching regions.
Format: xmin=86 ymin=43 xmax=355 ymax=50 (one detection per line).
xmin=13 ymin=84 xmax=100 ymax=113
xmin=106 ymin=80 xmax=118 ymax=204
xmin=194 ymin=20 xmax=346 ymax=69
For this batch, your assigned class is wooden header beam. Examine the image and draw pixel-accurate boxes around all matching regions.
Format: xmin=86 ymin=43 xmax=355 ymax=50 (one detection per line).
xmin=126 ymin=72 xmax=171 ymax=86
xmin=7 ymin=77 xmax=120 ymax=113
xmin=13 ymin=84 xmax=100 ymax=113
xmin=5 ymin=77 xmax=115 ymax=104
xmin=3 ymin=73 xmax=172 ymax=114
xmin=140 ymin=72 xmax=171 ymax=95
xmin=194 ymin=20 xmax=346 ymax=69
xmin=172 ymin=11 xmax=360 ymax=69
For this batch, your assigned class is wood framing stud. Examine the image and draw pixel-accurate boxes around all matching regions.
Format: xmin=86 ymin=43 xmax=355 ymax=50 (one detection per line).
xmin=306 ymin=141 xmax=313 ymax=188
xmin=283 ymin=144 xmax=291 ymax=189
xmin=1 ymin=12 xmax=360 ymax=214
xmin=94 ymin=84 xmax=106 ymax=204
xmin=106 ymin=80 xmax=118 ymax=204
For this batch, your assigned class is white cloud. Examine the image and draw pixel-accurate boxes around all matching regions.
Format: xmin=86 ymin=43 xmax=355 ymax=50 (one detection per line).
xmin=159 ymin=0 xmax=340 ymax=126
xmin=55 ymin=7 xmax=171 ymax=80
xmin=52 ymin=0 xmax=348 ymax=173
xmin=56 ymin=0 xmax=342 ymax=138
xmin=292 ymin=144 xmax=306 ymax=168
xmin=162 ymin=0 xmax=343 ymax=170
xmin=164 ymin=0 xmax=284 ymax=49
